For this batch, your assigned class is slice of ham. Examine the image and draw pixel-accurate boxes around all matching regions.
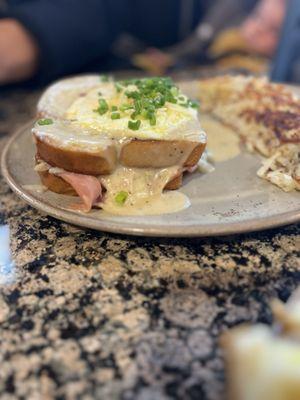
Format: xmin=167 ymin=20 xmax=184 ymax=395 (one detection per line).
xmin=57 ymin=171 xmax=102 ymax=212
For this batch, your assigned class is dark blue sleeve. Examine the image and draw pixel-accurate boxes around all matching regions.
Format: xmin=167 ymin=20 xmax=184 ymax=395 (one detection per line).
xmin=271 ymin=0 xmax=300 ymax=83
xmin=5 ymin=0 xmax=128 ymax=82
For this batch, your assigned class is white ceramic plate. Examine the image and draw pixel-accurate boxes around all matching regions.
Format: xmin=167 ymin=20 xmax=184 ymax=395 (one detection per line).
xmin=2 ymin=117 xmax=299 ymax=237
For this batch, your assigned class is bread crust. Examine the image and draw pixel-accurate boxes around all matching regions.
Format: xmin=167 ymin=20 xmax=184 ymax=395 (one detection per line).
xmin=35 ymin=134 xmax=205 ymax=175
xmin=37 ymin=168 xmax=77 ymax=195
xmin=35 ymin=136 xmax=117 ymax=175
xmin=120 ymin=140 xmax=205 ymax=168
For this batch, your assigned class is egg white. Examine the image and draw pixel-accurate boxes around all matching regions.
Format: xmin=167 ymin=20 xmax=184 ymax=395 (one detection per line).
xmin=65 ymin=83 xmax=206 ymax=142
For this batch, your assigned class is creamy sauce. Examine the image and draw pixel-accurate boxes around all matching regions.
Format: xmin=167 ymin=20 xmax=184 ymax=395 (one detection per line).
xmin=201 ymin=115 xmax=241 ymax=162
xmin=99 ymin=166 xmax=190 ymax=216
xmin=23 ymin=184 xmax=48 ymax=193
xmin=33 ymin=119 xmax=114 ymax=152
xmin=40 ymin=160 xmax=190 ymax=215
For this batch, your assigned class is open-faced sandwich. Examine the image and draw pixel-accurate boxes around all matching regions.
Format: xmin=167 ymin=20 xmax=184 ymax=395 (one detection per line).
xmin=198 ymin=75 xmax=300 ymax=192
xmin=32 ymin=76 xmax=207 ymax=215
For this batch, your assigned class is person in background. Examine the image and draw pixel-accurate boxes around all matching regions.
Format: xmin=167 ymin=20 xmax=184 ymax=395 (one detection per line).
xmin=0 ymin=0 xmax=262 ymax=86
xmin=136 ymin=0 xmax=288 ymax=74
xmin=133 ymin=0 xmax=259 ymax=74
xmin=241 ymin=0 xmax=287 ymax=56
xmin=0 ymin=18 xmax=39 ymax=84
xmin=0 ymin=0 xmax=212 ymax=86
xmin=0 ymin=0 xmax=287 ymax=86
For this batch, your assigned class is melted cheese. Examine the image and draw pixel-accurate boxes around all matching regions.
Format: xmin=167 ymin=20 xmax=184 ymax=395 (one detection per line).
xmin=201 ymin=115 xmax=241 ymax=162
xmin=23 ymin=184 xmax=47 ymax=193
xmin=32 ymin=119 xmax=116 ymax=152
xmin=65 ymin=84 xmax=206 ymax=142
xmin=99 ymin=166 xmax=189 ymax=216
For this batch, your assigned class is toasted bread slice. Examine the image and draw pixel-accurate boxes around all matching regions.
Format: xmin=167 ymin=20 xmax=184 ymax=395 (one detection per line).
xmin=37 ymin=166 xmax=77 ymax=195
xmin=35 ymin=136 xmax=117 ymax=175
xmin=34 ymin=130 xmax=205 ymax=174
xmin=120 ymin=139 xmax=205 ymax=168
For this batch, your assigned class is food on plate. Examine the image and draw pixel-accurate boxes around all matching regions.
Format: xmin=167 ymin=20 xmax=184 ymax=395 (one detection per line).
xmin=198 ymin=75 xmax=300 ymax=191
xmin=32 ymin=76 xmax=206 ymax=215
xmin=222 ymin=287 xmax=300 ymax=400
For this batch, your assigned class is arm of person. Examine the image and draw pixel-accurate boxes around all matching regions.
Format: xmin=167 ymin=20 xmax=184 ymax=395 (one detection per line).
xmin=0 ymin=19 xmax=39 ymax=84
xmin=240 ymin=0 xmax=287 ymax=56
xmin=1 ymin=0 xmax=127 ymax=84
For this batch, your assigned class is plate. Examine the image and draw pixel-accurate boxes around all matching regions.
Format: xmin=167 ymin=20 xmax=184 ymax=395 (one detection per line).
xmin=2 ymin=117 xmax=299 ymax=237
xmin=2 ymin=77 xmax=300 ymax=238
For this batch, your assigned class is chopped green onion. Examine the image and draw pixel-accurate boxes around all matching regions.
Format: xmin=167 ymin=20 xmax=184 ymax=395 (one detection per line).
xmin=149 ymin=114 xmax=156 ymax=126
xmin=130 ymin=111 xmax=139 ymax=120
xmin=115 ymin=82 xmax=123 ymax=93
xmin=38 ymin=118 xmax=53 ymax=126
xmin=154 ymin=95 xmax=165 ymax=107
xmin=170 ymin=86 xmax=179 ymax=97
xmin=125 ymin=90 xmax=139 ymax=99
xmin=119 ymin=104 xmax=133 ymax=112
xmin=134 ymin=99 xmax=142 ymax=113
xmin=189 ymin=99 xmax=200 ymax=109
xmin=128 ymin=120 xmax=141 ymax=130
xmin=166 ymin=94 xmax=177 ymax=104
xmin=180 ymin=102 xmax=189 ymax=108
xmin=99 ymin=74 xmax=110 ymax=82
xmin=96 ymin=77 xmax=198 ymax=125
xmin=95 ymin=98 xmax=109 ymax=115
xmin=144 ymin=103 xmax=155 ymax=113
xmin=111 ymin=112 xmax=121 ymax=120
xmin=115 ymin=191 xmax=128 ymax=205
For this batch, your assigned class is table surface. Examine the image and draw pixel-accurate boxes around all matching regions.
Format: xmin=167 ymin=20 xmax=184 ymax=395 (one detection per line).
xmin=0 ymin=86 xmax=299 ymax=400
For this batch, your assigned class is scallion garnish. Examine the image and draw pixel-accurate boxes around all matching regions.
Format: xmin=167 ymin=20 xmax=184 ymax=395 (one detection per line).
xmin=115 ymin=82 xmax=123 ymax=93
xmin=38 ymin=118 xmax=53 ymax=126
xmin=149 ymin=114 xmax=156 ymax=126
xmin=115 ymin=191 xmax=128 ymax=205
xmin=130 ymin=111 xmax=139 ymax=120
xmin=189 ymin=99 xmax=200 ymax=109
xmin=128 ymin=120 xmax=141 ymax=130
xmin=99 ymin=74 xmax=110 ymax=82
xmin=93 ymin=77 xmax=199 ymax=129
xmin=111 ymin=112 xmax=121 ymax=120
xmin=119 ymin=104 xmax=133 ymax=112
xmin=95 ymin=98 xmax=109 ymax=115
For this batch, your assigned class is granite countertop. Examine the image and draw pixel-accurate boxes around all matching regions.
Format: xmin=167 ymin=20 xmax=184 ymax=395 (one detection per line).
xmin=0 ymin=87 xmax=299 ymax=400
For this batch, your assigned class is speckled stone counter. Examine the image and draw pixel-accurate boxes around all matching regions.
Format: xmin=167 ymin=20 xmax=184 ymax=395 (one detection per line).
xmin=0 ymin=87 xmax=299 ymax=400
